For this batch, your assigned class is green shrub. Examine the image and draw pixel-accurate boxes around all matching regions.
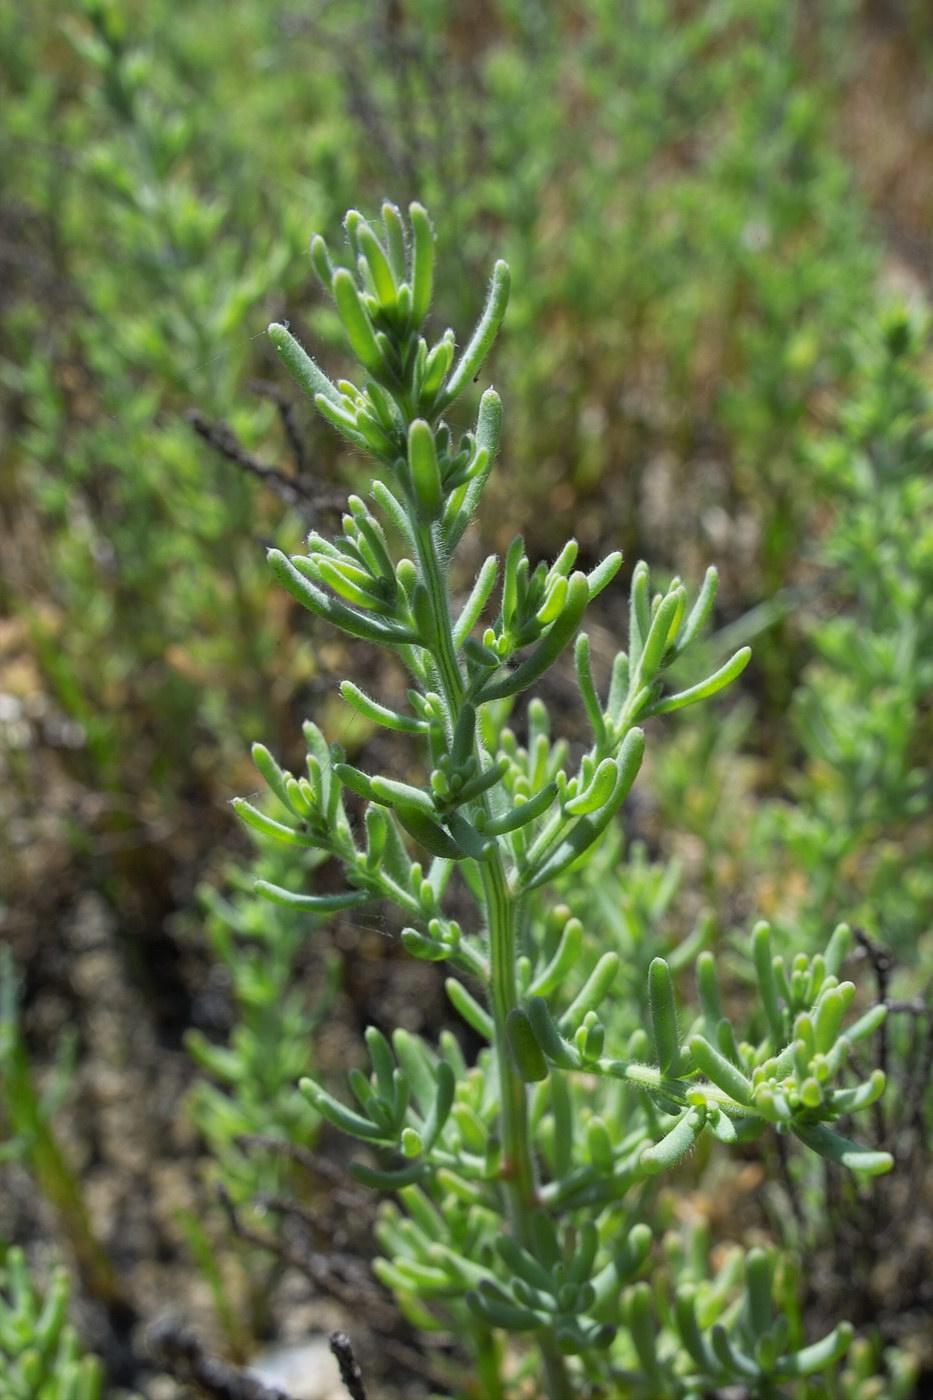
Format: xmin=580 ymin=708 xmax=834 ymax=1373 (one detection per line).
xmin=234 ymin=203 xmax=896 ymax=1399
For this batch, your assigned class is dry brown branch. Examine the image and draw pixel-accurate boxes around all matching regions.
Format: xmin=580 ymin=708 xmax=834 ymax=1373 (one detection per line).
xmin=148 ymin=1318 xmax=294 ymax=1400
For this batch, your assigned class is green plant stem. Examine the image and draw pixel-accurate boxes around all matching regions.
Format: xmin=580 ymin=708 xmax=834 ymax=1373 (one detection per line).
xmin=2 ymin=1040 xmax=120 ymax=1308
xmin=416 ymin=522 xmax=466 ymax=705
xmin=474 ymin=1327 xmax=507 ymax=1400
xmin=480 ymin=856 xmax=536 ymax=1223
xmin=415 ymin=520 xmax=574 ymax=1400
xmin=482 ymin=858 xmax=576 ymax=1400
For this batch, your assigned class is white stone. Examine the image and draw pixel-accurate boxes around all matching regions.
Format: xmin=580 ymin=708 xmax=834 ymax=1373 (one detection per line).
xmin=248 ymin=1337 xmax=345 ymax=1400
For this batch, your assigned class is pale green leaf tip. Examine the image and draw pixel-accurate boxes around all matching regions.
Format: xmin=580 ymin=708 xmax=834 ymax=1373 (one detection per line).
xmin=863 ymin=1151 xmax=895 ymax=1176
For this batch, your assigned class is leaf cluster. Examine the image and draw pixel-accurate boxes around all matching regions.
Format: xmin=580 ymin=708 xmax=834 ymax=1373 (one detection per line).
xmin=0 ymin=1249 xmax=102 ymax=1400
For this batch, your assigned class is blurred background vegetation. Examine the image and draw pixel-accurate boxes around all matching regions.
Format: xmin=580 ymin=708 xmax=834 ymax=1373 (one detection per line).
xmin=1 ymin=0 xmax=931 ymax=1396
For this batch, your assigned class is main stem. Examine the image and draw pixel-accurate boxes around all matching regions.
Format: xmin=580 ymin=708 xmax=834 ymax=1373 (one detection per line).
xmin=415 ymin=522 xmax=575 ymax=1400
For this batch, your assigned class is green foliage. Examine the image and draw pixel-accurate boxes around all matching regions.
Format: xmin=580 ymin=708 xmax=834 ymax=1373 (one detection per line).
xmin=741 ymin=306 xmax=933 ymax=1359
xmin=0 ymin=0 xmax=880 ymax=834
xmin=1 ymin=0 xmax=316 ymax=843
xmin=185 ymin=836 xmax=337 ymax=1207
xmin=236 ymin=206 xmax=894 ymax=1399
xmin=639 ymin=279 xmax=933 ymax=1400
xmin=301 ymin=0 xmax=876 ymax=589
xmin=181 ymin=833 xmax=339 ymax=1351
xmin=0 ymin=1248 xmax=103 ymax=1400
xmin=762 ymin=305 xmax=933 ymax=958
xmin=3 ymin=2 xmax=927 ymax=1392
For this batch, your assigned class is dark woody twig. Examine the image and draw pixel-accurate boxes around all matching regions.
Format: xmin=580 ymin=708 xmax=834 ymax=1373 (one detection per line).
xmin=147 ymin=1318 xmax=294 ymax=1400
xmin=186 ymin=408 xmax=343 ymax=518
xmin=255 ymin=1192 xmax=362 ymax=1247
xmin=216 ymin=1187 xmax=451 ymax=1389
xmin=329 ymin=1332 xmax=368 ymax=1400
xmin=853 ymin=927 xmax=891 ymax=1074
xmin=247 ymin=378 xmax=309 ymax=477
xmin=853 ymin=926 xmax=892 ymax=1144
xmin=234 ymin=1133 xmax=352 ymax=1188
xmin=216 ymin=1186 xmax=396 ymax=1331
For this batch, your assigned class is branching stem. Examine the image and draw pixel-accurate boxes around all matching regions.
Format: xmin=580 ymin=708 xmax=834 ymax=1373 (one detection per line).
xmin=414 ymin=518 xmax=574 ymax=1400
